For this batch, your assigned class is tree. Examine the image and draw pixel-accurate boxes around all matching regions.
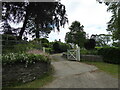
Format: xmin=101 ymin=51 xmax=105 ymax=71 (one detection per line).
xmin=65 ymin=21 xmax=86 ymax=47
xmin=106 ymin=2 xmax=120 ymax=41
xmin=91 ymin=34 xmax=112 ymax=47
xmin=97 ymin=1 xmax=120 ymax=41
xmin=84 ymin=39 xmax=96 ymax=50
xmin=53 ymin=42 xmax=60 ymax=53
xmin=2 ymin=1 xmax=68 ymax=39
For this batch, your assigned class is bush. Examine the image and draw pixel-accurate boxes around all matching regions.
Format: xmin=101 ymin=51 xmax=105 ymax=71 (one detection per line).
xmin=42 ymin=43 xmax=49 ymax=48
xmin=98 ymin=47 xmax=120 ymax=64
xmin=84 ymin=39 xmax=96 ymax=50
xmin=45 ymin=48 xmax=54 ymax=54
xmin=3 ymin=40 xmax=43 ymax=54
xmin=80 ymin=49 xmax=98 ymax=55
xmin=59 ymin=43 xmax=71 ymax=52
xmin=2 ymin=34 xmax=17 ymax=54
xmin=53 ymin=42 xmax=60 ymax=53
xmin=2 ymin=53 xmax=51 ymax=65
xmin=53 ymin=42 xmax=71 ymax=53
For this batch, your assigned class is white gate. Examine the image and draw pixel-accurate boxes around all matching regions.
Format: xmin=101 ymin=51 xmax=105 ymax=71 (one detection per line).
xmin=67 ymin=45 xmax=80 ymax=61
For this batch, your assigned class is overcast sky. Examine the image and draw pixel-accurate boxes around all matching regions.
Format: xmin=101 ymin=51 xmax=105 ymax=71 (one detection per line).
xmin=48 ymin=0 xmax=112 ymax=42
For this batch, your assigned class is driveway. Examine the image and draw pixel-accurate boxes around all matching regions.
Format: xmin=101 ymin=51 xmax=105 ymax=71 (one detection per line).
xmin=43 ymin=54 xmax=118 ymax=88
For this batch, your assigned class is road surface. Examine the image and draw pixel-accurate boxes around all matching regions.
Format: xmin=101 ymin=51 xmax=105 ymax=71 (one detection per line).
xmin=43 ymin=54 xmax=118 ymax=88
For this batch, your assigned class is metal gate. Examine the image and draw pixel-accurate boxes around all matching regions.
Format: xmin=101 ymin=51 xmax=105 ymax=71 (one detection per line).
xmin=67 ymin=45 xmax=80 ymax=61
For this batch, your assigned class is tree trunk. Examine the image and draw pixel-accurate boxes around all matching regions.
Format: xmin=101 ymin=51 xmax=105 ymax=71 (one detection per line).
xmin=35 ymin=16 xmax=40 ymax=38
xmin=18 ymin=9 xmax=29 ymax=40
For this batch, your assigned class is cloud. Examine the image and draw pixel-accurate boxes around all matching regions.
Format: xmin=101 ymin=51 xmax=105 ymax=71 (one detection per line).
xmin=48 ymin=0 xmax=112 ymax=42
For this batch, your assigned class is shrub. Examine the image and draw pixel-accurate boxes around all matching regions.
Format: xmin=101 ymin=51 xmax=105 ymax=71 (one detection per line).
xmin=2 ymin=53 xmax=51 ymax=66
xmin=59 ymin=43 xmax=71 ymax=52
xmin=53 ymin=42 xmax=60 ymax=53
xmin=45 ymin=48 xmax=54 ymax=54
xmin=40 ymin=38 xmax=49 ymax=44
xmin=53 ymin=42 xmax=71 ymax=53
xmin=2 ymin=34 xmax=16 ymax=41
xmin=42 ymin=43 xmax=49 ymax=48
xmin=84 ymin=39 xmax=96 ymax=50
xmin=3 ymin=40 xmax=43 ymax=54
xmin=2 ymin=34 xmax=17 ymax=54
xmin=98 ymin=47 xmax=120 ymax=64
xmin=80 ymin=49 xmax=98 ymax=55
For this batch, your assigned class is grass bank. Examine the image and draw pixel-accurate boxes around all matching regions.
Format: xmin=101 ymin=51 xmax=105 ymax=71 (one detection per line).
xmin=82 ymin=61 xmax=119 ymax=78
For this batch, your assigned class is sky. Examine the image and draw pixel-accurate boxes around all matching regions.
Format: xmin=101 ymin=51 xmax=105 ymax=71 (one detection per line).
xmin=48 ymin=0 xmax=112 ymax=42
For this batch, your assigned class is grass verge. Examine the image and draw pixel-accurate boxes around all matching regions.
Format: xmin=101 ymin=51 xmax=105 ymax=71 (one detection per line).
xmin=3 ymin=66 xmax=55 ymax=89
xmin=81 ymin=61 xmax=119 ymax=78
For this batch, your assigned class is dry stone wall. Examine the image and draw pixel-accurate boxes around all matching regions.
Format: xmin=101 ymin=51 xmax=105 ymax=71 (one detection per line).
xmin=2 ymin=62 xmax=51 ymax=87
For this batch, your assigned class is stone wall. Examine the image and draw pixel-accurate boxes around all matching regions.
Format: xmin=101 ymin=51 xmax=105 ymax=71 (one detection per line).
xmin=2 ymin=62 xmax=51 ymax=87
xmin=81 ymin=55 xmax=103 ymax=62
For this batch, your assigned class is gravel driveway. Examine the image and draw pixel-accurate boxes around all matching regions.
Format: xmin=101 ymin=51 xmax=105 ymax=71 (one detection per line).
xmin=43 ymin=54 xmax=119 ymax=88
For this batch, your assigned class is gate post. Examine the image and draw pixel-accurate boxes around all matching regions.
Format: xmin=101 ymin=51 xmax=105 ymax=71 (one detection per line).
xmin=43 ymin=47 xmax=45 ymax=53
xmin=76 ymin=44 xmax=80 ymax=61
xmin=77 ymin=47 xmax=80 ymax=61
xmin=67 ymin=49 xmax=69 ymax=60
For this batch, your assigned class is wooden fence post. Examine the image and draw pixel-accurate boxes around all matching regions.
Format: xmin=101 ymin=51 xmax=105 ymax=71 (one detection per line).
xmin=43 ymin=47 xmax=45 ymax=53
xmin=77 ymin=47 xmax=80 ymax=61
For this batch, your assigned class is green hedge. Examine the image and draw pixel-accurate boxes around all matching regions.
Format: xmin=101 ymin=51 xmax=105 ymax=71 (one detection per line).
xmin=53 ymin=42 xmax=71 ymax=53
xmin=3 ymin=41 xmax=42 ymax=54
xmin=45 ymin=48 xmax=54 ymax=54
xmin=2 ymin=53 xmax=51 ymax=65
xmin=98 ymin=47 xmax=120 ymax=64
xmin=80 ymin=49 xmax=98 ymax=55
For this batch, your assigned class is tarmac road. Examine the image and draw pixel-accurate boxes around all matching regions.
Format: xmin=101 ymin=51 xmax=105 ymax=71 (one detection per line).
xmin=43 ymin=54 xmax=119 ymax=88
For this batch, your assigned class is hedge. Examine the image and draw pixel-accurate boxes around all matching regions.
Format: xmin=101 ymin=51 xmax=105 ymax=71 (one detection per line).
xmin=98 ymin=47 xmax=120 ymax=64
xmin=53 ymin=42 xmax=71 ymax=53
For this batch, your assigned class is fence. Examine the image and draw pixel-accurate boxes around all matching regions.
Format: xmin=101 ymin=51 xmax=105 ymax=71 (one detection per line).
xmin=81 ymin=55 xmax=103 ymax=62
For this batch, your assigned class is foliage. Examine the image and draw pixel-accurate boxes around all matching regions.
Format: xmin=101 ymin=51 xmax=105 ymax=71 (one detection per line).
xmin=106 ymin=2 xmax=120 ymax=41
xmin=2 ymin=53 xmax=51 ymax=65
xmin=13 ymin=42 xmax=42 ymax=53
xmin=2 ymin=34 xmax=20 ymax=54
xmin=40 ymin=38 xmax=49 ymax=48
xmin=2 ymin=34 xmax=17 ymax=48
xmin=65 ymin=21 xmax=86 ymax=47
xmin=32 ymin=38 xmax=49 ymax=48
xmin=53 ymin=42 xmax=60 ymax=53
xmin=80 ymin=49 xmax=98 ymax=55
xmin=40 ymin=38 xmax=49 ymax=44
xmin=98 ymin=47 xmax=120 ymax=64
xmin=84 ymin=39 xmax=96 ymax=50
xmin=112 ymin=42 xmax=120 ymax=47
xmin=2 ymin=34 xmax=17 ymax=40
xmin=33 ymin=38 xmax=49 ymax=43
xmin=45 ymin=48 xmax=54 ymax=54
xmin=53 ymin=41 xmax=71 ymax=53
xmin=2 ymin=40 xmax=42 ymax=54
xmin=2 ymin=1 xmax=68 ymax=39
xmin=91 ymin=34 xmax=112 ymax=47
xmin=97 ymin=2 xmax=120 ymax=42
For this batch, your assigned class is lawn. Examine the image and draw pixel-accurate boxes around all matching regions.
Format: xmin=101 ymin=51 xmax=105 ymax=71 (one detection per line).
xmin=82 ymin=61 xmax=119 ymax=78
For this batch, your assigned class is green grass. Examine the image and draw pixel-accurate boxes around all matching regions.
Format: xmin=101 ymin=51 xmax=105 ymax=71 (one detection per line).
xmin=82 ymin=61 xmax=119 ymax=78
xmin=14 ymin=74 xmax=54 ymax=88
xmin=3 ymin=66 xmax=54 ymax=88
